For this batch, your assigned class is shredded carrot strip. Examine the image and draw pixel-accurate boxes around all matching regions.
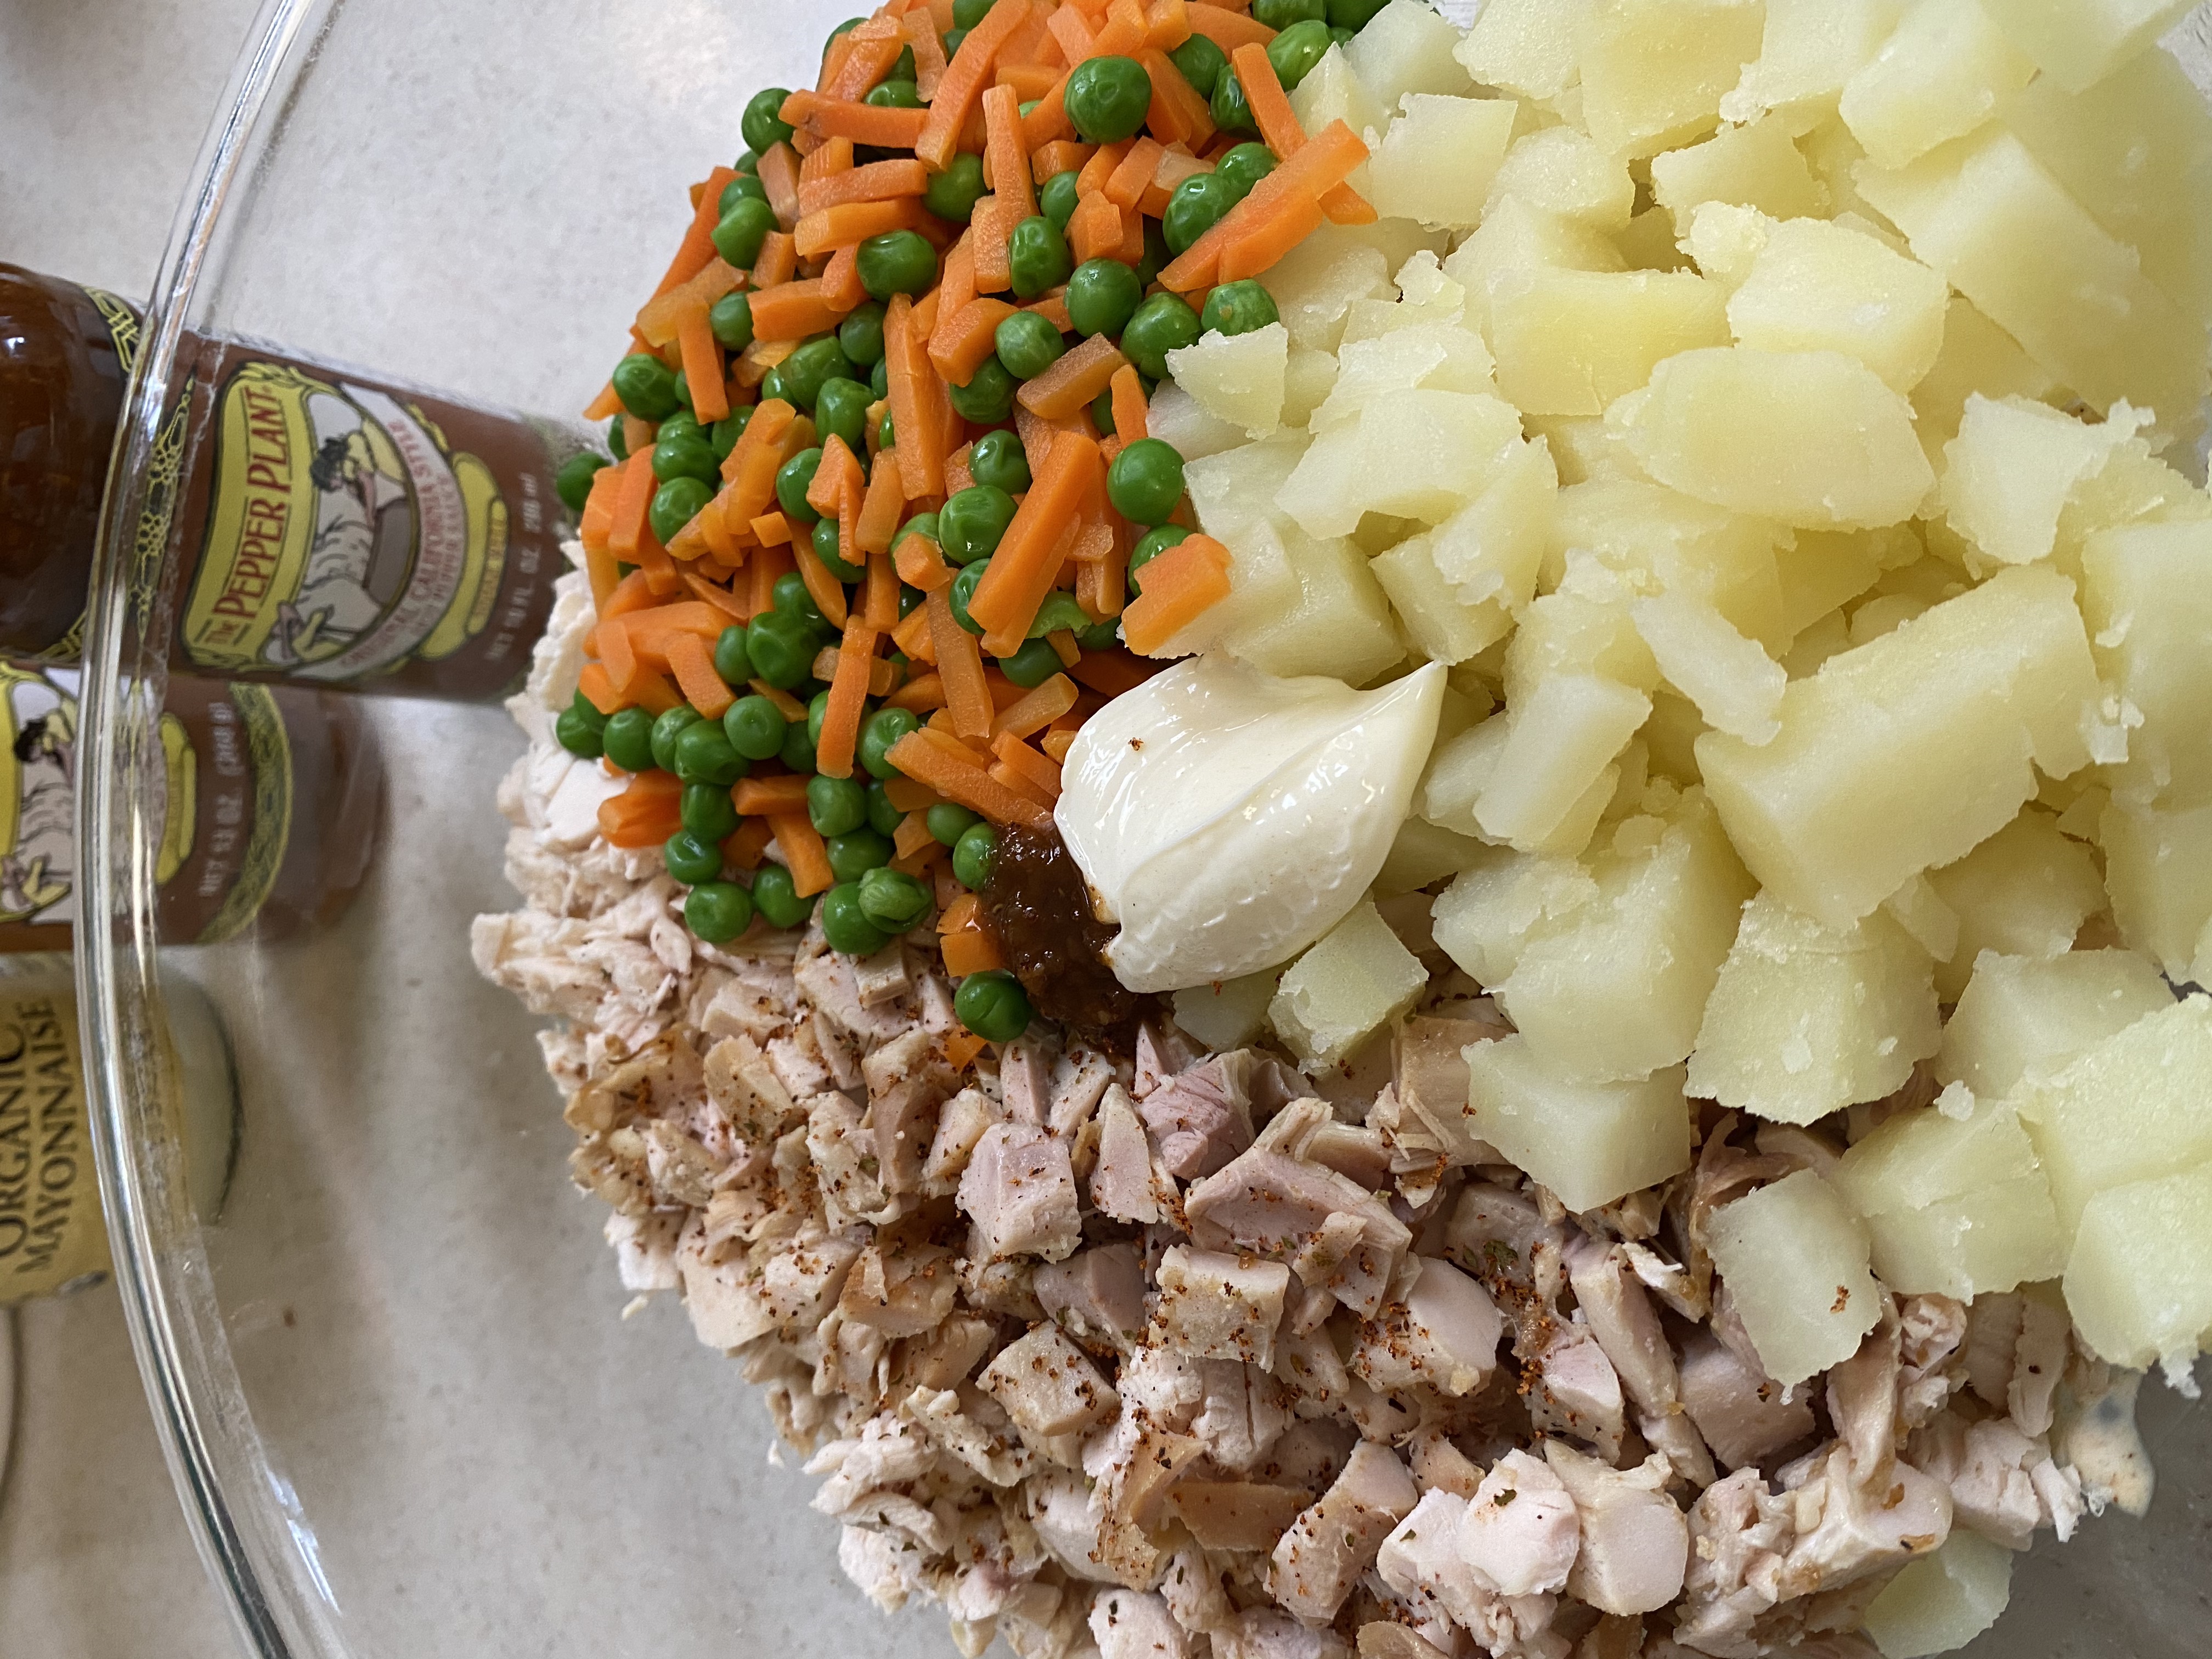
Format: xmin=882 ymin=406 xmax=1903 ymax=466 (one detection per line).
xmin=1069 ymin=193 xmax=1125 ymax=264
xmin=731 ymin=776 xmax=809 ymax=817
xmin=684 ymin=572 xmax=751 ymax=619
xmin=652 ymin=166 xmax=740 ymax=299
xmin=755 ymin=143 xmax=803 ymax=227
xmin=895 ymin=529 xmax=956 ymax=592
xmin=795 ymin=196 xmax=931 ymax=258
xmin=926 ymin=586 xmax=996 ymax=738
xmin=968 ymin=431 xmax=1098 ymax=651
xmin=888 ymin=672 xmax=949 ymax=712
xmin=865 ymin=550 xmax=902 ymax=630
xmin=1017 ymin=332 xmax=1127 ymax=419
xmin=826 ymin=21 xmax=906 ymax=101
xmin=607 ymin=450 xmax=656 ymax=561
xmin=970 ymin=195 xmax=1015 ymax=294
xmin=752 ymin=230 xmax=799 ymax=290
xmin=666 ymin=629 xmax=735 ymax=718
xmin=796 ymin=157 xmax=930 ymax=217
xmin=1109 ymin=364 xmax=1149 ymax=442
xmin=1020 ymin=77 xmax=1074 ymax=148
xmin=1105 ymin=138 xmax=1165 ymax=208
xmin=981 ymin=83 xmax=1037 ymax=223
xmin=991 ymin=672 xmax=1079 ymax=741
xmin=799 ymin=134 xmax=856 ymax=186
xmin=748 ymin=278 xmax=847 ymax=340
xmin=906 ymin=10 xmax=950 ymax=98
xmin=768 ymin=812 xmax=837 ymax=896
xmin=932 ymin=297 xmax=1019 ymax=384
xmin=1230 ymin=42 xmax=1302 ymax=159
xmin=916 ymin=0 xmax=1033 ymax=169
xmin=884 ymin=775 xmax=943 ymax=814
xmin=1158 ymin=117 xmax=1367 ymax=291
xmin=1032 ymin=139 xmax=1095 ymax=182
xmin=1183 ymin=4 xmax=1274 ymax=50
xmin=887 ymin=730 xmax=1054 ymax=830
xmin=675 ymin=304 xmax=729 ymax=422
xmin=725 ymin=815 xmax=776 ymax=872
xmin=1121 ymin=532 xmax=1232 ymax=653
xmin=894 ymin=811 xmax=939 ymax=860
xmin=857 ymin=459 xmax=907 ymax=554
xmin=885 ymin=294 xmax=947 ymax=499
xmin=599 ymin=771 xmax=687 ymax=847
xmin=786 ymin=91 xmax=933 ymax=149
xmin=816 ymin=620 xmax=881 ymax=779
xmin=993 ymin=730 xmax=1064 ymax=798
xmin=638 ymin=258 xmax=743 ymax=346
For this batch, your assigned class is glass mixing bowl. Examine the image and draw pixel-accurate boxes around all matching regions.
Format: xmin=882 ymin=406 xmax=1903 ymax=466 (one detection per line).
xmin=78 ymin=1 xmax=2212 ymax=1655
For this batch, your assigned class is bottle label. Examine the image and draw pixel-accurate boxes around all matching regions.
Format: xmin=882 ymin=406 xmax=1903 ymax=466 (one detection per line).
xmin=0 ymin=984 xmax=107 ymax=1301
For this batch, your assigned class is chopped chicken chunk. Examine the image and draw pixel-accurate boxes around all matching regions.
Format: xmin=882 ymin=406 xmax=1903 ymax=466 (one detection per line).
xmin=958 ymin=1122 xmax=1082 ymax=1262
xmin=1267 ymin=1440 xmax=1420 ymax=1623
xmin=1154 ymin=1244 xmax=1292 ymax=1366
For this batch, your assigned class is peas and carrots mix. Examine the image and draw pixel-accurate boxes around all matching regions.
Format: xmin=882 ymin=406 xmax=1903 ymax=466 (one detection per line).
xmin=556 ymin=0 xmax=1387 ymax=1046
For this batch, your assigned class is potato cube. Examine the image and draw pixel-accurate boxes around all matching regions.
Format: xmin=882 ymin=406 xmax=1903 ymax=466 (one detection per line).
xmin=1857 ymin=127 xmax=2208 ymax=431
xmin=2016 ymin=995 xmax=2212 ymax=1232
xmin=1314 ymin=325 xmax=1496 ymax=433
xmin=1862 ymin=1529 xmax=2014 ymax=1659
xmin=1225 ymin=524 xmax=1406 ymax=687
xmin=1475 ymin=674 xmax=1652 ymax=849
xmin=1724 ymin=217 xmax=1950 ymax=394
xmin=1632 ymin=591 xmax=1786 ymax=744
xmin=1267 ymin=229 xmax=1395 ymax=354
xmin=1650 ymin=117 xmax=1826 ymax=232
xmin=1431 ymin=843 xmax=1601 ymax=985
xmin=1282 ymin=347 xmax=1338 ymax=427
xmin=1292 ymin=44 xmax=1391 ymax=145
xmin=1839 ymin=0 xmax=2036 ymax=170
xmin=1491 ymin=270 xmax=1729 ymax=417
xmin=1454 ymin=0 xmax=1592 ymax=104
xmin=1188 ymin=430 xmax=1308 ymax=549
xmin=1445 ymin=195 xmax=1629 ymax=341
xmin=1936 ymin=949 xmax=2174 ymax=1099
xmin=1276 ymin=391 xmax=1524 ymax=539
xmin=1338 ymin=251 xmax=1470 ymax=347
xmin=1579 ymin=0 xmax=1768 ymax=159
xmin=1376 ymin=816 xmax=1487 ymax=899
xmin=1682 ymin=200 xmax=1773 ymax=293
xmin=1548 ymin=478 xmax=1789 ymax=649
xmin=1976 ymin=0 xmax=2195 ymax=93
xmin=1269 ymin=900 xmax=1429 ymax=1068
xmin=1429 ymin=438 xmax=1556 ymax=613
xmin=1707 ymin=1169 xmax=1884 ymax=1385
xmin=1368 ymin=96 xmax=1519 ymax=230
xmin=1773 ymin=528 xmax=1900 ymax=641
xmin=1505 ymin=586 xmax=1661 ymax=702
xmin=1644 ymin=691 xmax=1709 ymax=785
xmin=1925 ymin=808 xmax=2106 ymax=1000
xmin=2100 ymin=797 xmax=2212 ymax=984
xmin=1910 ymin=297 xmax=2057 ymax=455
xmin=1938 ymin=395 xmax=2148 ymax=574
xmin=1617 ymin=206 xmax=1691 ymax=274
xmin=1373 ymin=534 xmax=1514 ymax=665
xmin=1525 ymin=415 xmax=1650 ymax=487
xmin=1485 ymin=128 xmax=1637 ymax=232
xmin=1166 ymin=324 xmax=1289 ymax=441
xmin=1148 ymin=381 xmax=1248 ymax=463
xmin=1723 ymin=0 xmax=1910 ymax=126
xmin=2053 ymin=444 xmax=2212 ymax=578
xmin=1173 ymin=969 xmax=1283 ymax=1053
xmin=1696 ymin=567 xmax=2101 ymax=928
xmin=2082 ymin=519 xmax=2212 ymax=810
xmin=1497 ymin=790 xmax=1757 ymax=1082
xmin=1833 ymin=1093 xmax=2065 ymax=1296
xmin=1344 ymin=0 xmax=1474 ymax=108
xmin=1465 ymin=1039 xmax=1693 ymax=1211
xmin=1419 ymin=718 xmax=1510 ymax=840
xmin=1613 ymin=347 xmax=1934 ymax=531
xmin=2063 ymin=1163 xmax=2212 ymax=1373
xmin=1689 ymin=895 xmax=1939 ymax=1124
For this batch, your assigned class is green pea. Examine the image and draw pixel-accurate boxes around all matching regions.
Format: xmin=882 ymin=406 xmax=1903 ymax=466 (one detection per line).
xmin=1039 ymin=170 xmax=1081 ymax=234
xmin=968 ymin=430 xmax=1031 ymax=494
xmin=722 ymin=695 xmax=785 ymax=761
xmin=860 ymin=707 xmax=921 ymax=779
xmin=686 ymin=881 xmax=756 ymax=944
xmin=719 ymin=173 xmax=770 ymax=217
xmin=712 ymin=408 xmax=752 ymax=459
xmin=567 ymin=689 xmax=611 ymax=736
xmin=1091 ymin=383 xmax=1118 ymax=436
xmin=751 ymin=863 xmax=817 ymax=929
xmin=1267 ymin=17 xmax=1333 ymax=89
xmin=708 ymin=624 xmax=749 ymax=686
xmin=1327 ymin=0 xmax=1389 ymax=27
xmin=681 ymin=781 xmax=740 ymax=843
xmin=808 ymin=687 xmax=834 ymax=748
xmin=774 ymin=572 xmax=826 ymax=627
xmin=996 ymin=638 xmax=1064 ymax=688
xmin=811 ymin=516 xmax=867 ymax=581
xmin=815 ymin=375 xmax=873 ymax=454
xmin=1253 ymin=0 xmax=1325 ymax=25
xmin=1213 ymin=142 xmax=1277 ymax=201
xmin=941 ymin=486 xmax=1019 ymax=565
xmin=747 ymin=610 xmax=817 ymax=690
xmin=1164 ymin=172 xmax=1239 ymax=256
xmin=669 ymin=368 xmax=695 ymax=411
xmin=871 ymin=357 xmax=890 ymax=400
xmin=952 ymin=0 xmax=994 ymax=27
xmin=779 ymin=717 xmax=817 ymax=772
xmin=652 ymin=432 xmax=720 ymax=486
xmin=1076 ymin=619 xmax=1120 ymax=651
xmin=759 ymin=364 xmax=789 ymax=406
xmin=821 ymin=882 xmax=892 ymax=956
xmin=1108 ymin=438 xmax=1187 ymax=525
xmin=1210 ymin=66 xmax=1256 ymax=136
xmin=1201 ymin=279 xmax=1280 ymax=338
xmin=733 ymin=149 xmax=760 ymax=176
xmin=647 ymin=706 xmax=701 ymax=772
xmin=606 ymin=416 xmax=629 ymax=462
xmin=828 ymin=829 xmax=895 ymax=884
xmin=858 ymin=866 xmax=933 ymax=933
xmin=1021 ymin=98 xmax=1041 ymax=119
xmin=612 ymin=352 xmax=681 ymax=421
xmin=650 ymin=476 xmax=714 ymax=545
xmin=712 ymin=196 xmax=778 ymax=270
xmin=776 ymin=448 xmax=825 ymax=526
xmin=950 ymin=560 xmax=989 ymax=634
xmin=924 ymin=152 xmax=989 ymax=224
xmin=941 ymin=26 xmax=967 ymax=56
xmin=659 ymin=410 xmax=707 ymax=447
xmin=928 ymin=803 xmax=983 ymax=847
xmin=838 ymin=301 xmax=888 ymax=366
xmin=1331 ymin=23 xmax=1355 ymax=44
xmin=555 ymin=704 xmax=605 ymax=759
xmin=953 ymin=821 xmax=998 ymax=889
xmin=994 ymin=309 xmax=1067 ymax=380
xmin=955 ymin=968 xmax=1033 ymax=1041
xmin=674 ymin=720 xmax=748 ymax=787
xmin=1120 ymin=291 xmax=1202 ymax=379
xmin=743 ymin=88 xmax=796 ymax=155
xmin=1168 ymin=33 xmax=1228 ymax=98
xmin=866 ymin=780 xmax=904 ymax=837
xmin=596 ymin=706 xmax=653 ymax=773
xmin=898 ymin=511 xmax=942 ymax=552
xmin=1027 ymin=590 xmax=1091 ymax=640
xmin=555 ymin=452 xmax=607 ymax=514
xmin=857 ymin=230 xmax=939 ymax=300
xmin=866 ymin=78 xmax=923 ymax=108
xmin=808 ymin=774 xmax=869 ymax=837
xmin=1064 ymin=55 xmax=1154 ymax=144
xmin=780 ymin=337 xmax=858 ymax=409
xmin=663 ymin=830 xmax=725 ymax=886
xmin=1066 ymin=257 xmax=1143 ymax=340
xmin=947 ymin=356 xmax=1018 ymax=424
xmin=1130 ymin=523 xmax=1191 ymax=595
xmin=878 ymin=408 xmax=896 ymax=451
xmin=1008 ymin=215 xmax=1074 ymax=300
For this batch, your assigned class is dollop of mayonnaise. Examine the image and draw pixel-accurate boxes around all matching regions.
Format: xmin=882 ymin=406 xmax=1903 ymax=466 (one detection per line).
xmin=1055 ymin=655 xmax=1444 ymax=994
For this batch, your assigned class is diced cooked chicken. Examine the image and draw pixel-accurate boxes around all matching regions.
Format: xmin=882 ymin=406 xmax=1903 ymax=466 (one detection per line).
xmin=839 ymin=1242 xmax=960 ymax=1336
xmin=1169 ymin=1480 xmax=1315 ymax=1552
xmin=1157 ymin=1539 xmax=1237 ymax=1636
xmin=1134 ymin=1022 xmax=1205 ymax=1097
xmin=1824 ymin=1306 xmax=1901 ymax=1491
xmin=1408 ymin=1432 xmax=1485 ymax=1499
xmin=1298 ymin=1122 xmax=1392 ymax=1192
xmin=864 ymin=1026 xmax=957 ymax=1194
xmin=1027 ymin=1469 xmax=1119 ymax=1582
xmin=1037 ymin=1243 xmax=1149 ymax=1354
xmin=1049 ymin=1046 xmax=1120 ymax=1136
xmin=1090 ymin=1084 xmax=1167 ymax=1224
xmin=1679 ymin=1333 xmax=1816 ymax=1471
xmin=1462 ymin=1447 xmax=1583 ymax=1599
xmin=1215 ymin=1607 xmax=1353 ymax=1659
xmin=1192 ymin=1357 xmax=1291 ymax=1474
xmin=1356 ymin=1625 xmax=1454 ymax=1659
xmin=1910 ymin=1410 xmax=2080 ymax=1550
xmin=979 ymin=1324 xmax=1121 ymax=1441
xmin=1673 ymin=1469 xmax=1795 ymax=1659
xmin=1186 ymin=1147 xmax=1412 ymax=1317
xmin=1000 ymin=1033 xmax=1058 ymax=1127
xmin=1393 ymin=1015 xmax=1505 ymax=1165
xmin=1376 ymin=1487 xmax=1485 ymax=1626
xmin=1267 ymin=1440 xmax=1420 ymax=1623
xmin=1154 ymin=1245 xmax=1292 ymax=1366
xmin=958 ymin=1122 xmax=1082 ymax=1262
xmin=1138 ymin=1051 xmax=1259 ymax=1178
xmin=1090 ymin=1589 xmax=1197 ymax=1659
xmin=1545 ymin=1445 xmax=1690 ymax=1617
xmin=1566 ymin=1237 xmax=1679 ymax=1417
xmin=1350 ymin=1255 xmax=1505 ymax=1397
xmin=1527 ymin=1328 xmax=1628 ymax=1463
xmin=1775 ymin=1443 xmax=1951 ymax=1599
xmin=922 ymin=1087 xmax=1004 ymax=1197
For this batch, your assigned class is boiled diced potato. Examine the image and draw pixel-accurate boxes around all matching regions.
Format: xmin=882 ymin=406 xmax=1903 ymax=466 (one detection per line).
xmin=1505 ymin=585 xmax=1661 ymax=702
xmin=1643 ymin=691 xmax=1708 ymax=785
xmin=1975 ymin=0 xmax=2195 ymax=94
xmin=1292 ymin=44 xmax=1391 ymax=143
xmin=1454 ymin=0 xmax=1592 ymax=104
xmin=1431 ymin=841 xmax=1601 ymax=983
xmin=2016 ymin=995 xmax=2212 ymax=1232
xmin=1936 ymin=948 xmax=2174 ymax=1099
xmin=1276 ymin=391 xmax=1526 ymax=538
xmin=1689 ymin=894 xmax=1940 ymax=1124
xmin=1723 ymin=216 xmax=1950 ymax=394
xmin=1345 ymin=0 xmax=1475 ymax=108
xmin=1706 ymin=1169 xmax=1884 ymax=1385
xmin=1546 ymin=478 xmax=1788 ymax=647
xmin=1148 ymin=380 xmax=1248 ymax=462
xmin=1938 ymin=395 xmax=2149 ymax=572
xmin=1428 ymin=438 xmax=1556 ymax=613
xmin=1165 ymin=324 xmax=1289 ymax=441
xmin=1858 ymin=126 xmax=2207 ymax=432
xmin=1187 ymin=430 xmax=1308 ymax=549
xmin=1152 ymin=515 xmax=1302 ymax=659
xmin=1616 ymin=205 xmax=1690 ymax=272
xmin=1373 ymin=532 xmax=1515 ymax=665
xmin=1485 ymin=127 xmax=1637 ymax=232
xmin=1445 ymin=195 xmax=1629 ymax=341
xmin=1833 ymin=1092 xmax=2065 ymax=1296
xmin=1924 ymin=808 xmax=2106 ymax=1000
xmin=1475 ymin=673 xmax=1652 ymax=848
xmin=2081 ymin=518 xmax=2212 ymax=809
xmin=1910 ymin=297 xmax=2058 ymax=458
xmin=1339 ymin=251 xmax=1471 ymax=345
xmin=2099 ymin=796 xmax=2212 ymax=984
xmin=1523 ymin=415 xmax=1650 ymax=486
xmin=1497 ymin=789 xmax=1756 ymax=1081
xmin=1224 ymin=523 xmax=1406 ymax=686
xmin=2063 ymin=1162 xmax=2212 ymax=1374
xmin=1376 ymin=815 xmax=1488 ymax=899
xmin=1266 ymin=229 xmax=1396 ymax=354
xmin=1723 ymin=0 xmax=1910 ymax=126
xmin=1681 ymin=200 xmax=1771 ymax=292
xmin=1882 ymin=871 xmax=1963 ymax=962
xmin=1368 ymin=95 xmax=1520 ymax=230
xmin=1465 ymin=1039 xmax=1693 ymax=1211
xmin=1314 ymin=325 xmax=1495 ymax=432
xmin=1773 ymin=527 xmax=1910 ymax=641
xmin=1862 ymin=1529 xmax=2014 ymax=1659
xmin=1578 ymin=0 xmax=1767 ymax=159
xmin=2052 ymin=443 xmax=2212 ymax=579
xmin=1174 ymin=968 xmax=1282 ymax=1052
xmin=1269 ymin=900 xmax=1429 ymax=1068
xmin=1650 ymin=117 xmax=1826 ymax=230
xmin=1490 ymin=269 xmax=1729 ymax=416
xmin=1838 ymin=0 xmax=2036 ymax=170
xmin=1612 ymin=347 xmax=1934 ymax=531
xmin=1419 ymin=718 xmax=1511 ymax=839
xmin=1696 ymin=566 xmax=2101 ymax=928
xmin=1281 ymin=347 xmax=1338 ymax=428
xmin=1633 ymin=590 xmax=1786 ymax=745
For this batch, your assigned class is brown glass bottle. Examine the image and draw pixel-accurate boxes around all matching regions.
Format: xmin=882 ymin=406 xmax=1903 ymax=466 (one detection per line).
xmin=0 ymin=663 xmax=381 ymax=952
xmin=0 ymin=264 xmax=577 ymax=700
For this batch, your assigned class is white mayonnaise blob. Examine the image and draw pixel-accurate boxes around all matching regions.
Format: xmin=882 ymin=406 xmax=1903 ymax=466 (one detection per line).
xmin=1055 ymin=655 xmax=1444 ymax=994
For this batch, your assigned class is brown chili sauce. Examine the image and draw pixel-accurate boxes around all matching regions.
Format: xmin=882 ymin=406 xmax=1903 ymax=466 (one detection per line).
xmin=979 ymin=824 xmax=1152 ymax=1041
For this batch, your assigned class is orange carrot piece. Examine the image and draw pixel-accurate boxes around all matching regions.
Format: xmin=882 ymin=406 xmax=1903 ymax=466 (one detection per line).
xmin=581 ymin=472 xmax=623 ymax=594
xmin=826 ymin=21 xmax=905 ymax=101
xmin=1077 ymin=537 xmax=1128 ymax=617
xmin=795 ymin=196 xmax=930 ymax=258
xmin=865 ymin=550 xmax=902 ymax=630
xmin=744 ymin=543 xmax=791 ymax=617
xmin=755 ymin=143 xmax=803 ymax=228
xmin=1121 ymin=532 xmax=1232 ymax=653
xmin=733 ymin=775 xmax=812 ymax=816
xmin=1230 ymin=43 xmax=1302 ymax=159
xmin=895 ymin=528 xmax=956 ymax=591
xmin=888 ymin=671 xmax=949 ymax=712
xmin=892 ymin=600 xmax=938 ymax=662
xmin=794 ymin=533 xmax=851 ymax=630
xmin=817 ymin=26 xmax=858 ymax=95
xmin=993 ymin=730 xmax=1064 ymax=797
xmin=599 ymin=771 xmax=686 ymax=848
xmin=808 ymin=436 xmax=864 ymax=520
xmin=885 ymin=295 xmax=947 ymax=501
xmin=1024 ymin=292 xmax=1074 ymax=332
xmin=1094 ymin=0 xmax=1149 ymax=54
xmin=941 ymin=923 xmax=1008 ymax=974
xmin=724 ymin=815 xmax=776 ymax=872
xmin=798 ymin=133 xmax=856 ymax=186
xmin=667 ymin=630 xmax=735 ymax=718
xmin=1158 ymin=117 xmax=1366 ymax=291
xmin=576 ymin=660 xmax=623 ymax=716
xmin=674 ymin=304 xmax=730 ymax=422
xmin=623 ymin=601 xmax=729 ymax=662
xmin=797 ymin=157 xmax=930 ymax=217
xmin=917 ymin=0 xmax=1034 ymax=168
xmin=894 ymin=810 xmax=939 ymax=860
xmin=652 ymin=166 xmax=740 ymax=298
xmin=928 ymin=234 xmax=979 ymax=352
xmin=637 ymin=258 xmax=744 ymax=346
xmin=940 ymin=1025 xmax=990 ymax=1067
xmin=1020 ymin=76 xmax=1074 ymax=148
xmin=906 ymin=9 xmax=951 ymax=98
xmin=752 ymin=231 xmax=799 ymax=290
xmin=597 ymin=567 xmax=660 ymax=625
xmin=1041 ymin=727 xmax=1079 ymax=764
xmin=1145 ymin=0 xmax=1192 ymax=45
xmin=886 ymin=775 xmax=945 ymax=815
xmin=607 ymin=450 xmax=657 ymax=561
xmin=784 ymin=91 xmax=932 ymax=149
xmin=992 ymin=672 xmax=1080 ymax=740
xmin=990 ymin=758 xmax=1056 ymax=808
xmin=1104 ymin=137 xmax=1165 ymax=208
xmin=583 ymin=380 xmax=623 ymax=422
xmin=1032 ymin=139 xmax=1096 ymax=182
xmin=970 ymin=195 xmax=1014 ymax=293
xmin=748 ymin=680 xmax=808 ymax=723
xmin=1069 ymin=193 xmax=1124 ymax=264
xmin=752 ymin=511 xmax=794 ymax=546
xmin=1183 ymin=4 xmax=1273 ymax=50
xmin=1219 ymin=193 xmax=1328 ymax=279
xmin=969 ymin=431 xmax=1098 ymax=648
xmin=767 ymin=812 xmax=837 ymax=896
xmin=886 ymin=730 xmax=1054 ymax=828
xmin=981 ymin=84 xmax=1037 ymax=223
xmin=816 ymin=620 xmax=881 ymax=779
xmin=995 ymin=60 xmax=1062 ymax=100
xmin=930 ymin=297 xmax=1019 ymax=386
xmin=926 ymin=588 xmax=996 ymax=738
xmin=1045 ymin=1 xmax=1097 ymax=64
xmin=857 ymin=458 xmax=907 ymax=554
xmin=1109 ymin=364 xmax=1149 ymax=442
xmin=683 ymin=572 xmax=751 ymax=620
xmin=1077 ymin=139 xmax=1130 ymax=197
xmin=1016 ymin=333 xmax=1127 ymax=420
xmin=747 ymin=278 xmax=845 ymax=341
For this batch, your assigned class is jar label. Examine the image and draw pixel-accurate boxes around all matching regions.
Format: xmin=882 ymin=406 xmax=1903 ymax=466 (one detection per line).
xmin=0 ymin=985 xmax=106 ymax=1302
